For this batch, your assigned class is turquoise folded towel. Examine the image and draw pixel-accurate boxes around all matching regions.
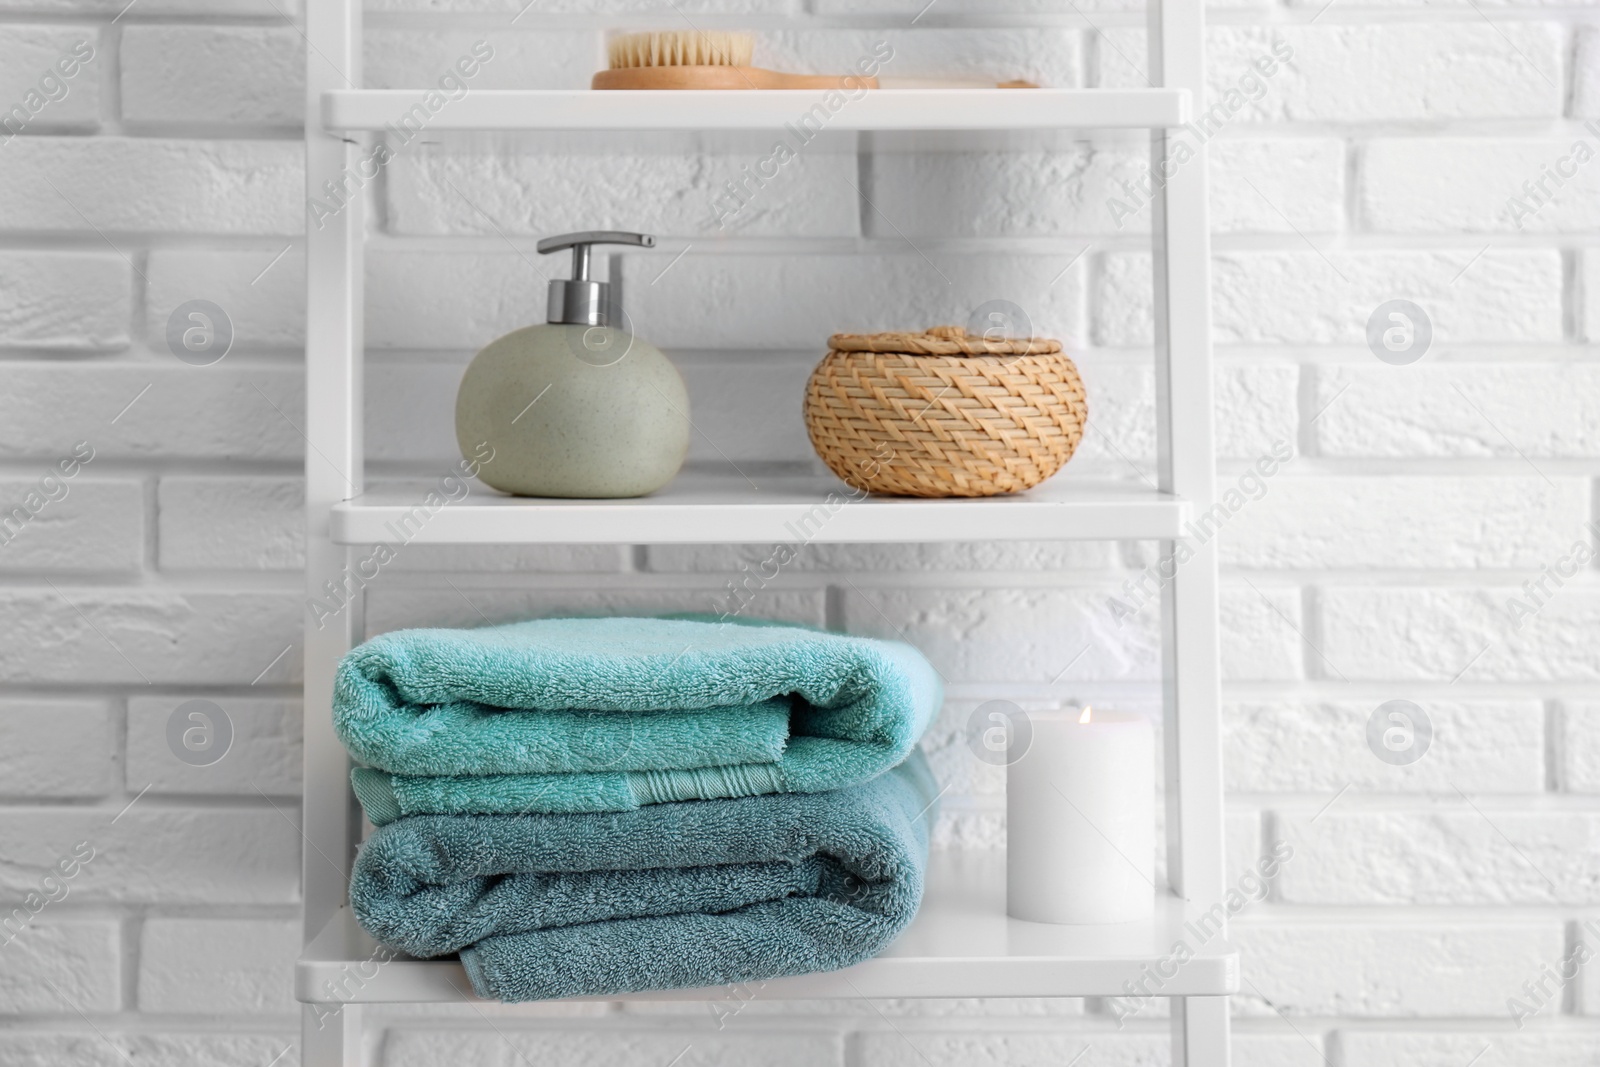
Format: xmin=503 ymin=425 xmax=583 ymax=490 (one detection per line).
xmin=349 ymin=749 xmax=939 ymax=1001
xmin=334 ymin=616 xmax=942 ymax=823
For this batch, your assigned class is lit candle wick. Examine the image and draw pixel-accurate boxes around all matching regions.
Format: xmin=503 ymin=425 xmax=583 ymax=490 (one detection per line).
xmin=1078 ymin=705 xmax=1093 ymax=725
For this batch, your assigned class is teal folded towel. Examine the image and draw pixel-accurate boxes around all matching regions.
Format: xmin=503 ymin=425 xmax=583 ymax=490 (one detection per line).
xmin=349 ymin=749 xmax=939 ymax=1001
xmin=334 ymin=616 xmax=942 ymax=823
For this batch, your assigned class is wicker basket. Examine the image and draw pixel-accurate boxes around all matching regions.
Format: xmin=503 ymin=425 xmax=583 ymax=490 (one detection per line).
xmin=803 ymin=325 xmax=1087 ymax=498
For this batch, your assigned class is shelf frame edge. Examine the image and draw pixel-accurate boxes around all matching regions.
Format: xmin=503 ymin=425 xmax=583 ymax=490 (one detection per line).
xmin=1148 ymin=0 xmax=1233 ymax=1064
xmin=321 ymin=87 xmax=1192 ymax=132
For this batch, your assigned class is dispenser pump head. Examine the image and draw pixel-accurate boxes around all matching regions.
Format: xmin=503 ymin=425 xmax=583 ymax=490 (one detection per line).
xmin=537 ymin=230 xmax=656 ymax=327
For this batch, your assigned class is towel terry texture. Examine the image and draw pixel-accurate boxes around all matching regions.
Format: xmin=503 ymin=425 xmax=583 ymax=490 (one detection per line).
xmin=349 ymin=749 xmax=939 ymax=1001
xmin=334 ymin=616 xmax=942 ymax=823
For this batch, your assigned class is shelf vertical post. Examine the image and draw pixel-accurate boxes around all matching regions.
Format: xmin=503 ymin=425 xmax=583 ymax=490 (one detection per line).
xmin=303 ymin=0 xmax=364 ymax=1062
xmin=303 ymin=1002 xmax=364 ymax=1067
xmin=1148 ymin=0 xmax=1231 ymax=1063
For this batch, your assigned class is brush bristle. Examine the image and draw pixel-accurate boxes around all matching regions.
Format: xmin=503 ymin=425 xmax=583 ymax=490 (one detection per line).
xmin=607 ymin=30 xmax=755 ymax=69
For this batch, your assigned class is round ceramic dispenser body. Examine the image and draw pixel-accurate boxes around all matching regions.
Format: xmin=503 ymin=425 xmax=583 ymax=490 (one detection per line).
xmin=454 ymin=324 xmax=690 ymax=498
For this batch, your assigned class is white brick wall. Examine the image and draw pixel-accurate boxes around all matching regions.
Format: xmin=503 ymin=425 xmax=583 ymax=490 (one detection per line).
xmin=0 ymin=252 xmax=130 ymax=350
xmin=0 ymin=698 xmax=116 ymax=797
xmin=388 ymin=142 xmax=861 ymax=237
xmin=0 ymin=138 xmax=302 ymax=233
xmin=0 ymin=25 xmax=101 ymax=131
xmin=1222 ymin=476 xmax=1589 ymax=568
xmin=0 ymin=364 xmax=302 ymax=458
xmin=1277 ymin=808 xmax=1600 ymax=903
xmin=1340 ymin=1033 xmax=1600 ymax=1067
xmin=1226 ymin=700 xmax=1545 ymax=792
xmin=1232 ymin=922 xmax=1564 ymax=1015
xmin=0 ymin=1 xmax=1594 ymax=1064
xmin=146 ymin=248 xmax=305 ymax=348
xmin=1362 ymin=138 xmax=1600 ymax=233
xmin=120 ymin=26 xmax=303 ymax=125
xmin=157 ymin=477 xmax=303 ymax=569
xmin=865 ymin=137 xmax=1345 ymax=237
xmin=126 ymin=695 xmax=301 ymax=794
xmin=1099 ymin=24 xmax=1566 ymax=119
xmin=0 ymin=918 xmax=121 ymax=1011
xmin=139 ymin=917 xmax=300 ymax=1013
xmin=1314 ymin=364 xmax=1600 ymax=457
xmin=759 ymin=27 xmax=1083 ymax=87
xmin=1098 ymin=249 xmax=1564 ymax=347
xmin=0 ymin=477 xmax=144 ymax=570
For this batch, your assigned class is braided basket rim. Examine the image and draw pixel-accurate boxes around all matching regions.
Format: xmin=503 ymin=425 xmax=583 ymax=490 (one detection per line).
xmin=827 ymin=324 xmax=1062 ymax=356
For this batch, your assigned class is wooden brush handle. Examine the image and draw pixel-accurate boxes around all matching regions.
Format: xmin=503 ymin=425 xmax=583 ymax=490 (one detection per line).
xmin=592 ymin=67 xmax=879 ymax=91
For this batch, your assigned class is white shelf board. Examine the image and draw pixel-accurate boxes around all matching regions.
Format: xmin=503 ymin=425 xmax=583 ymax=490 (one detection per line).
xmin=330 ymin=472 xmax=1185 ymax=545
xmin=296 ymin=851 xmax=1238 ymax=1004
xmin=323 ymin=88 xmax=1190 ymax=132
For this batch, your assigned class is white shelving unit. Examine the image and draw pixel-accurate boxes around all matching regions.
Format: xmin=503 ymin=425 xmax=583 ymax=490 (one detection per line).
xmin=299 ymin=3 xmax=1232 ymax=1064
xmin=323 ymin=86 xmax=1188 ymax=131
xmin=299 ymin=854 xmax=1237 ymax=1003
xmin=333 ymin=473 xmax=1188 ymax=545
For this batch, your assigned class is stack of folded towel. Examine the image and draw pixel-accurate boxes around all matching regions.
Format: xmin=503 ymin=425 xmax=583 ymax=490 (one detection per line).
xmin=332 ymin=615 xmax=943 ymax=1002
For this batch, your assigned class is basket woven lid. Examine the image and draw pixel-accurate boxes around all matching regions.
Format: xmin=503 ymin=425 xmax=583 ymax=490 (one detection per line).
xmin=827 ymin=324 xmax=1061 ymax=356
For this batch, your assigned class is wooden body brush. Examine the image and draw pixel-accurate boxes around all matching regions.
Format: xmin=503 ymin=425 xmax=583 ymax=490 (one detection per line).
xmin=592 ymin=31 xmax=878 ymax=91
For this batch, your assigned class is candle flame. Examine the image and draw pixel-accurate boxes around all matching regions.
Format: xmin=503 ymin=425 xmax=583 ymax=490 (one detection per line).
xmin=1078 ymin=705 xmax=1093 ymax=724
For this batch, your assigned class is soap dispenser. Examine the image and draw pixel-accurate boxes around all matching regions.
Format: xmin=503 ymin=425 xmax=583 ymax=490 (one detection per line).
xmin=454 ymin=231 xmax=691 ymax=498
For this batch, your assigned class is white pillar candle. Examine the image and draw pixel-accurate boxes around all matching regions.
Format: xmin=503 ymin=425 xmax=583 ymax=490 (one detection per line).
xmin=1007 ymin=707 xmax=1155 ymax=924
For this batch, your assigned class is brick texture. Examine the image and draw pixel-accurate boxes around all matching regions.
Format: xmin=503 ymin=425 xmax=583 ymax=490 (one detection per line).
xmin=1226 ymin=699 xmax=1545 ymax=793
xmin=157 ymin=477 xmax=302 ymax=570
xmin=1097 ymin=250 xmax=1563 ymax=346
xmin=120 ymin=26 xmax=302 ymax=125
xmin=138 ymin=918 xmax=299 ymax=1013
xmin=125 ymin=695 xmax=301 ymax=795
xmin=0 ymin=138 xmax=301 ymax=234
xmin=0 ymin=1 xmax=1592 ymax=1060
xmin=1098 ymin=24 xmax=1564 ymax=120
xmin=1231 ymin=922 xmax=1562 ymax=1016
xmin=0 ymin=698 xmax=115 ymax=797
xmin=0 ymin=919 xmax=120 ymax=1013
xmin=0 ymin=252 xmax=129 ymax=350
xmin=146 ymin=248 xmax=305 ymax=348
xmin=0 ymin=25 xmax=101 ymax=131
xmin=1363 ymin=138 xmax=1600 ymax=233
xmin=0 ymin=477 xmax=144 ymax=572
xmin=0 ymin=807 xmax=299 ymax=903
